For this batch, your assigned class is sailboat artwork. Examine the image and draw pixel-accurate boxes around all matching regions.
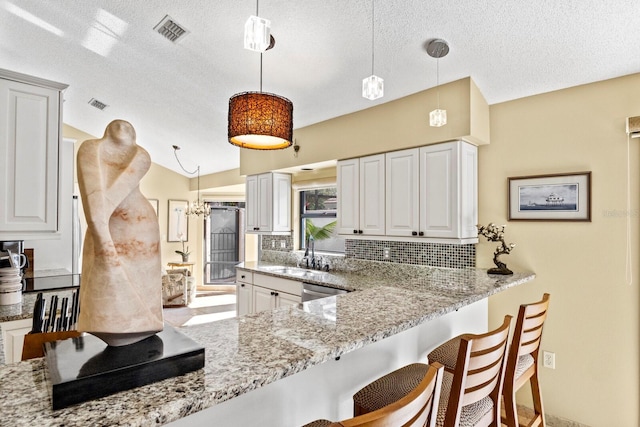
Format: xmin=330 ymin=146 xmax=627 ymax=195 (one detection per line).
xmin=518 ymin=184 xmax=578 ymax=212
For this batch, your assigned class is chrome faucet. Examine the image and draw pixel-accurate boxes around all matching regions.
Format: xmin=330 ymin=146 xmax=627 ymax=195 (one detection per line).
xmin=310 ymin=236 xmax=315 ymax=266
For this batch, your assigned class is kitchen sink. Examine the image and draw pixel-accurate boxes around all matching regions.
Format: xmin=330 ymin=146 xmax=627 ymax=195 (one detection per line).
xmin=260 ymin=266 xmax=330 ymax=280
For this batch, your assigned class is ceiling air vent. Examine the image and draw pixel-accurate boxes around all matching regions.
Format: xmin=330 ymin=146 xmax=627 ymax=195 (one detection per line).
xmin=154 ymin=15 xmax=189 ymax=43
xmin=88 ymin=98 xmax=108 ymax=110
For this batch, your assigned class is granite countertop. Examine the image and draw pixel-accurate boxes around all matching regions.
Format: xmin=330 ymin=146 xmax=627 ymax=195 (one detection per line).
xmin=0 ymin=262 xmax=535 ymax=426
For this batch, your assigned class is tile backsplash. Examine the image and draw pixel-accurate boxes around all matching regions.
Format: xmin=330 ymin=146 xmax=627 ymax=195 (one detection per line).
xmin=261 ymin=236 xmax=475 ymax=269
xmin=345 ymin=239 xmax=475 ymax=269
xmin=261 ymin=235 xmax=294 ymax=252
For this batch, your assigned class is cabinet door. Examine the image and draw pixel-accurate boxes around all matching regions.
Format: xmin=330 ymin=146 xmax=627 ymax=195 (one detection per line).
xmin=256 ymin=173 xmax=273 ymax=232
xmin=337 ymin=158 xmax=359 ymax=235
xmin=359 ymin=154 xmax=385 ymax=235
xmin=277 ymin=292 xmax=301 ymax=309
xmin=0 ymin=79 xmax=60 ymax=233
xmin=245 ymin=175 xmax=259 ymax=232
xmin=236 ymin=283 xmax=253 ymax=316
xmin=271 ymin=173 xmax=291 ymax=232
xmin=1 ymin=318 xmax=32 ymax=364
xmin=386 ymin=148 xmax=419 ymax=236
xmin=253 ymin=285 xmax=276 ymax=314
xmin=419 ymin=142 xmax=458 ymax=238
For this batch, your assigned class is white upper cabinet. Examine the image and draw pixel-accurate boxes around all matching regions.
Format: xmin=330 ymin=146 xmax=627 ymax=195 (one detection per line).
xmin=245 ymin=172 xmax=291 ymax=234
xmin=338 ymin=141 xmax=478 ymax=243
xmin=0 ymin=69 xmax=67 ymax=235
xmin=419 ymin=141 xmax=477 ymax=240
xmin=337 ymin=154 xmax=385 ymax=236
xmin=386 ymin=148 xmax=420 ymax=237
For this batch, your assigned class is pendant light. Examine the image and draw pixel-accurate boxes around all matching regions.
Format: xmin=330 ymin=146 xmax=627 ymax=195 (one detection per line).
xmin=362 ymin=0 xmax=383 ymax=100
xmin=244 ymin=0 xmax=271 ymax=53
xmin=229 ymin=1 xmax=293 ymax=150
xmin=427 ymin=38 xmax=449 ymax=127
xmin=173 ymin=145 xmax=210 ymax=218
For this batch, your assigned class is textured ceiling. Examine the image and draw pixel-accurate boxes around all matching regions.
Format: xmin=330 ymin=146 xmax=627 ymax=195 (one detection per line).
xmin=2 ymin=0 xmax=640 ymax=176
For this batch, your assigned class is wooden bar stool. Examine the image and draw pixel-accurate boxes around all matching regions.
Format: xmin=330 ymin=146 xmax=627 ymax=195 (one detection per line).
xmin=302 ymin=362 xmax=444 ymax=427
xmin=352 ymin=316 xmax=512 ymax=427
xmin=428 ymin=294 xmax=550 ymax=427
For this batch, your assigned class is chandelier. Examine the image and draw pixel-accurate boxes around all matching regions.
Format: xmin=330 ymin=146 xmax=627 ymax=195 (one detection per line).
xmin=172 ymin=145 xmax=210 ymax=218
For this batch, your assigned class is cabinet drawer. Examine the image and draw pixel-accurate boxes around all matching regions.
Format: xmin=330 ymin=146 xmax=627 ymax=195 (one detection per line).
xmin=236 ymin=269 xmax=253 ymax=284
xmin=253 ymin=273 xmax=302 ymax=296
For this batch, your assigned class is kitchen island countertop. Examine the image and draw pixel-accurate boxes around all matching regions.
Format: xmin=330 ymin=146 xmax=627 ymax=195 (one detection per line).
xmin=0 ymin=262 xmax=534 ymax=426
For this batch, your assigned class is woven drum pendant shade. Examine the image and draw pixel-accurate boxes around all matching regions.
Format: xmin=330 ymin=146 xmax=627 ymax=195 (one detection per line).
xmin=228 ymin=91 xmax=293 ymax=150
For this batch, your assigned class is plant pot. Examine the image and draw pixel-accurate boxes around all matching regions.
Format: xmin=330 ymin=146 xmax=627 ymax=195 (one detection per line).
xmin=181 ymin=254 xmax=189 ymax=262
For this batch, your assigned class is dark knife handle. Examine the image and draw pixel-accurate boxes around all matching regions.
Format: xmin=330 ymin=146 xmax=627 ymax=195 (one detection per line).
xmin=30 ymin=293 xmax=43 ymax=334
xmin=49 ymin=295 xmax=59 ymax=333
xmin=59 ymin=297 xmax=69 ymax=331
xmin=70 ymin=290 xmax=80 ymax=330
xmin=38 ymin=299 xmax=47 ymax=333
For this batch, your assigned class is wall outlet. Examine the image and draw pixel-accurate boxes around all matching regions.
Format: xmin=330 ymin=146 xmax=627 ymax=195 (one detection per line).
xmin=543 ymin=351 xmax=555 ymax=369
xmin=383 ymin=247 xmax=390 ymax=259
xmin=280 ymin=240 xmax=286 ymax=249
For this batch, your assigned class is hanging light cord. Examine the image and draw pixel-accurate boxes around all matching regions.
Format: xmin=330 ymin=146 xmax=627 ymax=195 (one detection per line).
xmin=371 ymin=0 xmax=375 ymax=76
xmin=436 ymin=57 xmax=440 ymax=109
xmin=173 ymin=145 xmax=202 ymax=204
xmin=626 ymin=132 xmax=633 ymax=286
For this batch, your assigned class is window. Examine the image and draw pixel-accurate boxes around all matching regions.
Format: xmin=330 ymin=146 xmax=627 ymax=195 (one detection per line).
xmin=299 ymin=187 xmax=344 ymax=253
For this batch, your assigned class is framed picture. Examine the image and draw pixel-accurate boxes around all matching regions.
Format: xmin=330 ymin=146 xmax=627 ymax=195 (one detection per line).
xmin=168 ymin=200 xmax=189 ymax=242
xmin=147 ymin=199 xmax=159 ymax=216
xmin=508 ymin=172 xmax=591 ymax=221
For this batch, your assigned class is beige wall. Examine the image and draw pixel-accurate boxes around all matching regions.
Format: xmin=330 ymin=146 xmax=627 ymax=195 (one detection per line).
xmin=239 ymin=77 xmax=490 ymax=176
xmin=481 ymin=73 xmax=640 ymax=426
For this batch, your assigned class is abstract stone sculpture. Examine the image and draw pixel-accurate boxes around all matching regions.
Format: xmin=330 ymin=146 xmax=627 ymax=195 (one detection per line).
xmin=77 ymin=120 xmax=163 ymax=346
xmin=477 ymin=223 xmax=515 ymax=275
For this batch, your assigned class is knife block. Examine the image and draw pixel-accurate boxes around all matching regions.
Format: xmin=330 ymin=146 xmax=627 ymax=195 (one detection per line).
xmin=21 ymin=330 xmax=82 ymax=361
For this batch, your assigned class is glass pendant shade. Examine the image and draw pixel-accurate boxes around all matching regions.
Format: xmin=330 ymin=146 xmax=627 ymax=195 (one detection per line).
xmin=228 ymin=91 xmax=294 ymax=150
xmin=429 ymin=108 xmax=447 ymax=127
xmin=244 ymin=15 xmax=271 ymax=52
xmin=362 ymin=75 xmax=384 ymax=100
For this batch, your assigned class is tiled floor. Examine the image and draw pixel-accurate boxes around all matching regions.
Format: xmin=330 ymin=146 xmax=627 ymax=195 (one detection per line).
xmin=163 ymin=289 xmax=236 ymax=327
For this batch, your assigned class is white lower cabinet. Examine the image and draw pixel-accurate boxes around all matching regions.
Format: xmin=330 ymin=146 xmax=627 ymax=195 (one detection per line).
xmin=1 ymin=318 xmax=32 ymax=364
xmin=236 ymin=282 xmax=253 ymax=316
xmin=236 ymin=269 xmax=302 ymax=316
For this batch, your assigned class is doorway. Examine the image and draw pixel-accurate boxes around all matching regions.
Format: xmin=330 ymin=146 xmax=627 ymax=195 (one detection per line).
xmin=203 ymin=204 xmax=245 ymax=286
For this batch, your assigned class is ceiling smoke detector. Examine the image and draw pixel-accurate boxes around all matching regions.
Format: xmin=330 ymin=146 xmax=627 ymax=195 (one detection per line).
xmin=154 ymin=15 xmax=189 ymax=43
xmin=88 ymin=98 xmax=108 ymax=110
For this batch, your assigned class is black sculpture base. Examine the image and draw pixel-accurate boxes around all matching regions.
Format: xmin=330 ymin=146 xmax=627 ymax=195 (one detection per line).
xmin=44 ymin=324 xmax=204 ymax=410
xmin=487 ymin=267 xmax=513 ymax=275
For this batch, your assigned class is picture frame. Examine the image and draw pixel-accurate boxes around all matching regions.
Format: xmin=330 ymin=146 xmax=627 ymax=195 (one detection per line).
xmin=508 ymin=171 xmax=591 ymax=221
xmin=147 ymin=199 xmax=159 ymax=216
xmin=167 ymin=200 xmax=189 ymax=242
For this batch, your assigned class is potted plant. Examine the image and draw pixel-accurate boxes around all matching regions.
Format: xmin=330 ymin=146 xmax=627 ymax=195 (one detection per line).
xmin=175 ymin=239 xmax=190 ymax=262
xmin=304 ymin=219 xmax=337 ymax=255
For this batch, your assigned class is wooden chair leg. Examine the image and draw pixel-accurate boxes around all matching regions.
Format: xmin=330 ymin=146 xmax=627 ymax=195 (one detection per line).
xmin=529 ymin=372 xmax=545 ymax=427
xmin=501 ymin=381 xmax=518 ymax=427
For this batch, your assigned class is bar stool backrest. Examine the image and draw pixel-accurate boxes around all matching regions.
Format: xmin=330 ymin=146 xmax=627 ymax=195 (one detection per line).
xmin=336 ymin=362 xmax=444 ymax=427
xmin=444 ymin=315 xmax=512 ymax=426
